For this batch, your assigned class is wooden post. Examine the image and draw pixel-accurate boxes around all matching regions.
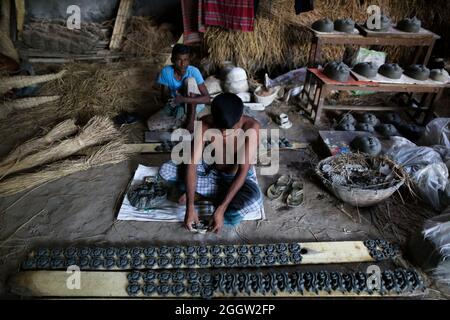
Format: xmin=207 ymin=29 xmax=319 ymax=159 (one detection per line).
xmin=0 ymin=0 xmax=10 ymax=35
xmin=109 ymin=0 xmax=134 ymax=50
xmin=14 ymin=0 xmax=24 ymax=40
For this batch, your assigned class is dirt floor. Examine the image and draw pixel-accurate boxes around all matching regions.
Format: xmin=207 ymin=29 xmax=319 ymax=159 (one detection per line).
xmin=0 ymin=68 xmax=449 ymax=299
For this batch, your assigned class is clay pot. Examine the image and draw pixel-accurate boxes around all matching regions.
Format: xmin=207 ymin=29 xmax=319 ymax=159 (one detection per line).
xmin=378 ymin=63 xmax=403 ymax=79
xmin=366 ymin=15 xmax=392 ymax=32
xmin=377 ymin=124 xmax=399 ymax=137
xmin=397 ymin=17 xmax=421 ymax=33
xmin=355 ymin=123 xmax=375 ymax=133
xmin=312 ymin=18 xmax=334 ymax=32
xmin=430 ymin=69 xmax=450 ymax=82
xmin=336 ymin=122 xmax=355 ymax=132
xmin=350 ymin=135 xmax=382 ymax=156
xmin=353 ymin=62 xmax=378 ymax=78
xmin=405 ymin=64 xmax=430 ymax=81
xmin=385 ymin=112 xmax=403 ymax=126
xmin=334 ymin=18 xmax=355 ymax=33
xmin=324 ymin=61 xmax=351 ymax=82
xmin=360 ymin=113 xmax=380 ymax=126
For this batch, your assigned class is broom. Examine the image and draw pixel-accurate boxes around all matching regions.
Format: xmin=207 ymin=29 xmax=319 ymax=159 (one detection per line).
xmin=0 ymin=70 xmax=67 ymax=95
xmin=0 ymin=140 xmax=129 ymax=197
xmin=0 ymin=119 xmax=79 ymax=167
xmin=0 ymin=116 xmax=119 ymax=179
xmin=0 ymin=96 xmax=61 ymax=120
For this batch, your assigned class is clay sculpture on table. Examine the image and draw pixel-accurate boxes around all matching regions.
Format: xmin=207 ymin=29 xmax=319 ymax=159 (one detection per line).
xmin=353 ymin=62 xmax=379 ymax=79
xmin=339 ymin=113 xmax=356 ymax=125
xmin=334 ymin=18 xmax=355 ymax=33
xmin=360 ymin=113 xmax=380 ymax=126
xmin=378 ymin=63 xmax=403 ymax=79
xmin=350 ymin=136 xmax=382 ymax=156
xmin=323 ymin=61 xmax=351 ymax=82
xmin=355 ymin=123 xmax=375 ymax=133
xmin=365 ymin=15 xmax=392 ymax=32
xmin=405 ymin=64 xmax=430 ymax=81
xmin=377 ymin=124 xmax=399 ymax=137
xmin=312 ymin=18 xmax=334 ymax=32
xmin=336 ymin=122 xmax=355 ymax=132
xmin=430 ymin=69 xmax=450 ymax=82
xmin=396 ymin=17 xmax=421 ymax=33
xmin=398 ymin=124 xmax=425 ymax=141
xmin=385 ymin=112 xmax=403 ymax=126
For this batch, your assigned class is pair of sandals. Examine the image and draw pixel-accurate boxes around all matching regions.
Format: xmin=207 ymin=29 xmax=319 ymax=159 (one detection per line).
xmin=266 ymin=175 xmax=304 ymax=207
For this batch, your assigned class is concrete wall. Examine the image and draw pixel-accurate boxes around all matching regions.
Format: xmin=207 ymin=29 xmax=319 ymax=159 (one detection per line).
xmin=24 ymin=0 xmax=181 ymax=23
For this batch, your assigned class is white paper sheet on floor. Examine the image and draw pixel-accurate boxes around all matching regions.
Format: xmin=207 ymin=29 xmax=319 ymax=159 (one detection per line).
xmin=117 ymin=165 xmax=265 ymax=222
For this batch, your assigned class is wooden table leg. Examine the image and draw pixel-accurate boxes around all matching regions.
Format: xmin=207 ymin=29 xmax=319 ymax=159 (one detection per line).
xmin=314 ymin=86 xmax=327 ymax=125
xmin=423 ymin=40 xmax=436 ymax=66
xmin=412 ymin=46 xmax=424 ymax=65
xmin=308 ymin=41 xmax=317 ymax=67
xmin=423 ymin=89 xmax=443 ymax=125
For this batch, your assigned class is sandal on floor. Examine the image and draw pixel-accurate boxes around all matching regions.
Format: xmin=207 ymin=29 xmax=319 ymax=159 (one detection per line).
xmin=287 ymin=181 xmax=304 ymax=207
xmin=267 ymin=175 xmax=291 ymax=200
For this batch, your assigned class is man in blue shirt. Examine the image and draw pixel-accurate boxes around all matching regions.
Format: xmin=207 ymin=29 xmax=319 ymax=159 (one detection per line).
xmin=147 ymin=44 xmax=210 ymax=132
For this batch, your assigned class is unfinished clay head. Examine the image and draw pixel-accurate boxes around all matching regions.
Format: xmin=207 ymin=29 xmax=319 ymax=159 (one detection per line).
xmin=366 ymin=14 xmax=392 ymax=32
xmin=397 ymin=17 xmax=422 ymax=33
xmin=378 ymin=63 xmax=403 ymax=79
xmin=385 ymin=112 xmax=403 ymax=126
xmin=336 ymin=122 xmax=355 ymax=131
xmin=430 ymin=69 xmax=450 ymax=82
xmin=312 ymin=18 xmax=334 ymax=32
xmin=360 ymin=113 xmax=380 ymax=126
xmin=398 ymin=124 xmax=425 ymax=141
xmin=377 ymin=124 xmax=399 ymax=137
xmin=405 ymin=64 xmax=430 ymax=81
xmin=353 ymin=62 xmax=379 ymax=78
xmin=355 ymin=123 xmax=375 ymax=133
xmin=334 ymin=18 xmax=355 ymax=33
xmin=350 ymin=135 xmax=382 ymax=156
xmin=324 ymin=61 xmax=351 ymax=82
xmin=339 ymin=113 xmax=356 ymax=125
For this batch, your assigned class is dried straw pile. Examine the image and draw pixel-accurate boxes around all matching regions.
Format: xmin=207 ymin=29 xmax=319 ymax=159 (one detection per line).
xmin=204 ymin=0 xmax=448 ymax=75
xmin=121 ymin=17 xmax=175 ymax=58
xmin=39 ymin=62 xmax=138 ymax=122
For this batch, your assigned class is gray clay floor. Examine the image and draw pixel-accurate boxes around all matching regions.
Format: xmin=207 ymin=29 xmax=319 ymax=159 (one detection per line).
xmin=0 ymin=96 xmax=448 ymax=298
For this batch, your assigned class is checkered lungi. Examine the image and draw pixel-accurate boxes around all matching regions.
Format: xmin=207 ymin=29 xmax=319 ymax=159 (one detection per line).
xmin=159 ymin=160 xmax=263 ymax=225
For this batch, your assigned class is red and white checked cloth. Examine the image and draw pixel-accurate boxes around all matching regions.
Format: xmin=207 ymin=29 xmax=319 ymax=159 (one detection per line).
xmin=202 ymin=0 xmax=255 ymax=32
xmin=181 ymin=0 xmax=204 ymax=44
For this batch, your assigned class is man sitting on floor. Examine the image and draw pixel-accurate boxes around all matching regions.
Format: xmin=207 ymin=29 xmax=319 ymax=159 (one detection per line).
xmin=147 ymin=44 xmax=210 ymax=133
xmin=159 ymin=93 xmax=263 ymax=233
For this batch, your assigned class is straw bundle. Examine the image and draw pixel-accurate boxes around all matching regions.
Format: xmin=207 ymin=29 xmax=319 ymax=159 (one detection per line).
xmin=0 ymin=96 xmax=61 ymax=120
xmin=121 ymin=17 xmax=175 ymax=58
xmin=0 ymin=119 xmax=79 ymax=167
xmin=39 ymin=63 xmax=137 ymax=121
xmin=204 ymin=0 xmax=447 ymax=75
xmin=0 ymin=70 xmax=66 ymax=95
xmin=0 ymin=140 xmax=129 ymax=197
xmin=0 ymin=116 xmax=119 ymax=179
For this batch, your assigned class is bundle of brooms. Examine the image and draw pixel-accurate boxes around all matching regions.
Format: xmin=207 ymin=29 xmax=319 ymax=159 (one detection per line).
xmin=0 ymin=116 xmax=129 ymax=196
xmin=204 ymin=0 xmax=448 ymax=75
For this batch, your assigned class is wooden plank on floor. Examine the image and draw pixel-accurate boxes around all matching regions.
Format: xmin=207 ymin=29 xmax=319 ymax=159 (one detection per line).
xmin=9 ymin=270 xmax=425 ymax=298
xmin=300 ymin=241 xmax=372 ymax=264
xmin=109 ymin=0 xmax=134 ymax=50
